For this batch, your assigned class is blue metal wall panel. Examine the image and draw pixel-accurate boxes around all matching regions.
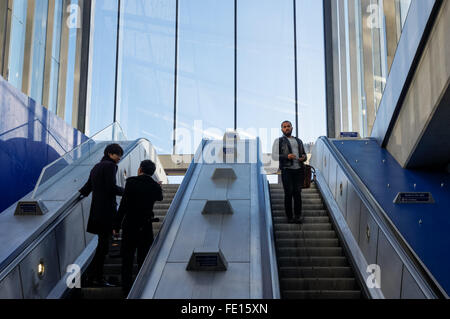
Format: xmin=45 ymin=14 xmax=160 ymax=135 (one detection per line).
xmin=332 ymin=139 xmax=450 ymax=295
xmin=0 ymin=77 xmax=87 ymax=213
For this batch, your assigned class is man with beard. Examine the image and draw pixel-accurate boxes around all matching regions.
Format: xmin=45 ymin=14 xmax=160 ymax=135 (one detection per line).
xmin=272 ymin=121 xmax=307 ymax=224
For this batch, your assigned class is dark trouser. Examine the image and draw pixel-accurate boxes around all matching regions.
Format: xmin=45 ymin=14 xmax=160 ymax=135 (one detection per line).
xmin=121 ymin=223 xmax=154 ymax=293
xmin=281 ymin=168 xmax=304 ymax=220
xmin=88 ymin=232 xmax=110 ymax=281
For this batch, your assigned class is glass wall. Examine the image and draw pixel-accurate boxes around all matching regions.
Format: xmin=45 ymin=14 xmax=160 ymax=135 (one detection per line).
xmin=176 ymin=0 xmax=234 ymax=155
xmin=117 ymin=0 xmax=176 ymax=155
xmin=8 ymin=0 xmax=28 ymax=90
xmin=2 ymin=0 xmax=328 ymax=156
xmin=64 ymin=0 xmax=79 ymax=125
xmin=330 ymin=0 xmax=412 ymax=137
xmin=30 ymin=0 xmax=49 ymax=105
xmin=296 ymin=0 xmax=327 ymax=145
xmin=237 ymin=0 xmax=296 ymax=154
xmin=86 ymin=0 xmax=119 ymax=136
xmin=48 ymin=0 xmax=64 ymax=113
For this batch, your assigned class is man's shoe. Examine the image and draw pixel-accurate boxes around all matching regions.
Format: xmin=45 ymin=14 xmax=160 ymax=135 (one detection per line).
xmin=287 ymin=218 xmax=295 ymax=224
xmin=294 ymin=216 xmax=302 ymax=224
xmin=92 ymin=278 xmax=116 ymax=288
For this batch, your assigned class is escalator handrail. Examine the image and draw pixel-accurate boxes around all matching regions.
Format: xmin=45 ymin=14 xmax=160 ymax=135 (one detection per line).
xmin=127 ymin=139 xmax=208 ymax=299
xmin=0 ymin=138 xmax=150 ymax=282
xmin=256 ymin=137 xmax=281 ymax=299
xmin=319 ymin=136 xmax=448 ymax=299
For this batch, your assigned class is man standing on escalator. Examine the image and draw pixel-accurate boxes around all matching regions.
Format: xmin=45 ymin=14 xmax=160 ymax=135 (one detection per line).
xmin=272 ymin=121 xmax=307 ymax=224
xmin=79 ymin=143 xmax=125 ymax=287
xmin=114 ymin=160 xmax=163 ymax=295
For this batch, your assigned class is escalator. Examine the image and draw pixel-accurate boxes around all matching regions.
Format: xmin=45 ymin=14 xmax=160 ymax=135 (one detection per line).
xmin=270 ymin=182 xmax=362 ymax=299
xmin=70 ymin=184 xmax=180 ymax=299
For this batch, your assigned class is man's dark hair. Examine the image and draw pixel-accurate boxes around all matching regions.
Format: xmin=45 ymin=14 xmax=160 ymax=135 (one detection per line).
xmin=104 ymin=143 xmax=124 ymax=157
xmin=140 ymin=160 xmax=156 ymax=176
xmin=281 ymin=120 xmax=292 ymax=128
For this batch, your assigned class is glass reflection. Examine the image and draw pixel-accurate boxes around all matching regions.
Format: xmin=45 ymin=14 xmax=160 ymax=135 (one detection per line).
xmin=8 ymin=0 xmax=28 ymax=90
xmin=30 ymin=0 xmax=49 ymax=105
xmin=117 ymin=0 xmax=176 ymax=155
xmin=237 ymin=0 xmax=296 ymax=153
xmin=87 ymin=0 xmax=118 ymax=135
xmin=48 ymin=0 xmax=64 ymax=113
xmin=176 ymin=0 xmax=234 ymax=155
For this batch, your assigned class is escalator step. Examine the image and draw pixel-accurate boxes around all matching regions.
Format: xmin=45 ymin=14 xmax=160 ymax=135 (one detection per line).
xmin=276 ymin=247 xmax=343 ymax=257
xmin=277 ymin=256 xmax=349 ymax=267
xmin=275 ymin=231 xmax=337 ymax=239
xmin=282 ymin=290 xmax=361 ymax=300
xmin=279 ymin=267 xmax=354 ymax=278
xmin=274 ymin=223 xmax=332 ymax=231
xmin=276 ymin=238 xmax=339 ymax=248
xmin=281 ymin=278 xmax=358 ymax=291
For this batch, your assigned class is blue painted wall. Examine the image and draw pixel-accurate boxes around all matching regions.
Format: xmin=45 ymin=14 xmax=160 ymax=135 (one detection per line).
xmin=333 ymin=139 xmax=450 ymax=295
xmin=0 ymin=76 xmax=87 ymax=213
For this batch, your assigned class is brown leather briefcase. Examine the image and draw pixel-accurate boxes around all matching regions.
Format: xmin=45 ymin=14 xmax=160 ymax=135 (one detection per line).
xmin=303 ymin=165 xmax=316 ymax=189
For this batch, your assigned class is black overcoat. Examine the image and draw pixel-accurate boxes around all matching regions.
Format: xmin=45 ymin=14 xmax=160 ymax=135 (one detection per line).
xmin=79 ymin=156 xmax=124 ymax=235
xmin=114 ymin=175 xmax=163 ymax=233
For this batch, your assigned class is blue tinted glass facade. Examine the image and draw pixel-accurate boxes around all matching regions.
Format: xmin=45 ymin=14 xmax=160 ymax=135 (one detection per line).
xmin=117 ymin=0 xmax=176 ymax=154
xmin=30 ymin=0 xmax=49 ymax=105
xmin=86 ymin=0 xmax=118 ymax=135
xmin=175 ymin=0 xmax=234 ymax=154
xmin=8 ymin=0 xmax=28 ymax=90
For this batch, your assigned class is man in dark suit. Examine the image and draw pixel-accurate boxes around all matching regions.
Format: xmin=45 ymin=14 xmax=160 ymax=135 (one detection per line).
xmin=114 ymin=160 xmax=163 ymax=294
xmin=272 ymin=121 xmax=307 ymax=224
xmin=79 ymin=143 xmax=125 ymax=287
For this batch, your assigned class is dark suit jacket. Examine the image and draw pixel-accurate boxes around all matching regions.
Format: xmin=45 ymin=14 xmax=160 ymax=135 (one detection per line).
xmin=79 ymin=156 xmax=124 ymax=235
xmin=114 ymin=175 xmax=163 ymax=234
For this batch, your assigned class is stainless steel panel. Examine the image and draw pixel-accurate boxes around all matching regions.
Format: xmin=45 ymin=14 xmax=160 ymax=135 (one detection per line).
xmin=323 ymin=147 xmax=330 ymax=184
xmin=377 ymin=231 xmax=403 ymax=299
xmin=401 ymin=266 xmax=426 ymax=299
xmin=345 ymin=183 xmax=361 ymax=240
xmin=220 ymin=200 xmax=250 ymax=262
xmin=358 ymin=204 xmax=379 ymax=265
xmin=55 ymin=203 xmax=85 ymax=277
xmin=81 ymin=196 xmax=95 ymax=243
xmin=19 ymin=231 xmax=60 ymax=299
xmin=0 ymin=267 xmax=23 ymax=299
xmin=335 ymin=168 xmax=348 ymax=218
xmin=328 ymin=156 xmax=338 ymax=200
xmin=154 ymin=262 xmax=250 ymax=299
xmin=226 ymin=165 xmax=251 ymax=200
xmin=211 ymin=263 xmax=250 ymax=299
xmin=191 ymin=166 xmax=229 ymax=200
xmin=168 ymin=200 xmax=215 ymax=262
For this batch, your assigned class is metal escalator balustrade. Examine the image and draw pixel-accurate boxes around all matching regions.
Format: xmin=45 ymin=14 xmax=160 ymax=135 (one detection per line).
xmin=73 ymin=184 xmax=180 ymax=299
xmin=0 ymin=123 xmax=168 ymax=299
xmin=270 ymin=182 xmax=362 ymax=299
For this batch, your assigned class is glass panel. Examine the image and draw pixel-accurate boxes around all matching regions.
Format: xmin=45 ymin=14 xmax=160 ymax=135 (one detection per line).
xmin=32 ymin=123 xmax=127 ymax=199
xmin=87 ymin=0 xmax=118 ymax=135
xmin=296 ymin=0 xmax=327 ymax=143
xmin=370 ymin=0 xmax=388 ymax=111
xmin=30 ymin=0 xmax=49 ymax=105
xmin=175 ymin=0 xmax=234 ymax=155
xmin=8 ymin=0 xmax=28 ymax=89
xmin=117 ymin=0 xmax=176 ymax=155
xmin=237 ymin=0 xmax=295 ymax=154
xmin=64 ymin=0 xmax=79 ymax=125
xmin=48 ymin=0 xmax=64 ymax=113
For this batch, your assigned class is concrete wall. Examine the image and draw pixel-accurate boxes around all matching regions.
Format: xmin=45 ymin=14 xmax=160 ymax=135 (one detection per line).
xmin=387 ymin=0 xmax=450 ymax=168
xmin=0 ymin=76 xmax=87 ymax=213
